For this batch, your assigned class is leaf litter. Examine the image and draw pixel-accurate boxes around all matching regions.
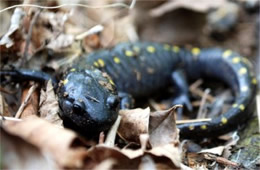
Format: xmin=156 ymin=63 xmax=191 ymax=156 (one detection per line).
xmin=1 ymin=0 xmax=259 ymax=169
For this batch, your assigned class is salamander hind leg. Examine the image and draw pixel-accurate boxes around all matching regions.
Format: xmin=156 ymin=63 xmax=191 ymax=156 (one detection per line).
xmin=118 ymin=92 xmax=134 ymax=109
xmin=171 ymin=70 xmax=193 ymax=119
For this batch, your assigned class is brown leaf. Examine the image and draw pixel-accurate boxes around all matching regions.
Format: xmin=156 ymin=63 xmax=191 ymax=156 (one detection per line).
xmin=147 ymin=144 xmax=181 ymax=169
xmin=118 ymin=107 xmax=150 ymax=143
xmin=138 ymin=155 xmax=156 ymax=170
xmin=19 ymin=83 xmax=39 ymax=118
xmin=149 ymin=105 xmax=181 ymax=147
xmin=149 ymin=0 xmax=226 ymax=17
xmin=85 ymin=145 xmax=140 ymax=169
xmin=3 ymin=116 xmax=89 ymax=168
xmin=86 ymin=143 xmax=181 ymax=169
xmin=0 ymin=8 xmax=25 ymax=48
xmin=46 ymin=34 xmax=75 ymax=52
xmin=1 ymin=127 xmax=56 ymax=169
xmin=0 ymin=93 xmax=12 ymax=117
xmin=39 ymin=80 xmax=62 ymax=126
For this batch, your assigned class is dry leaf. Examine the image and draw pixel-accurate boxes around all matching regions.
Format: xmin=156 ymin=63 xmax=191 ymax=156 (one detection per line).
xmin=86 ymin=143 xmax=181 ymax=169
xmin=46 ymin=34 xmax=75 ymax=51
xmin=0 ymin=8 xmax=25 ymax=48
xmin=118 ymin=107 xmax=150 ymax=143
xmin=39 ymin=80 xmax=62 ymax=126
xmin=0 ymin=93 xmax=12 ymax=117
xmin=138 ymin=155 xmax=156 ymax=170
xmin=118 ymin=106 xmax=180 ymax=146
xmin=149 ymin=106 xmax=180 ymax=147
xmin=19 ymin=84 xmax=39 ymax=118
xmin=2 ymin=116 xmax=89 ymax=168
xmin=149 ymin=0 xmax=226 ymax=17
xmin=85 ymin=145 xmax=140 ymax=169
xmin=1 ymin=127 xmax=56 ymax=170
xmin=199 ymin=146 xmax=225 ymax=156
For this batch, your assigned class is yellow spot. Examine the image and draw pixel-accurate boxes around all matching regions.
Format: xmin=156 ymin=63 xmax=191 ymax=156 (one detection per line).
xmin=93 ymin=62 xmax=99 ymax=67
xmin=221 ymin=117 xmax=228 ymax=124
xmin=200 ymin=125 xmax=207 ymax=130
xmin=163 ymin=44 xmax=170 ymax=50
xmin=172 ymin=46 xmax=180 ymax=53
xmin=63 ymin=79 xmax=68 ymax=85
xmin=147 ymin=46 xmax=156 ymax=53
xmin=252 ymin=78 xmax=257 ymax=85
xmin=70 ymin=68 xmax=76 ymax=72
xmin=113 ymin=57 xmax=120 ymax=64
xmin=232 ymin=57 xmax=240 ymax=63
xmin=189 ymin=126 xmax=195 ymax=130
xmin=239 ymin=67 xmax=247 ymax=75
xmin=232 ymin=103 xmax=238 ymax=108
xmin=222 ymin=50 xmax=232 ymax=58
xmin=109 ymin=79 xmax=115 ymax=86
xmin=191 ymin=47 xmax=200 ymax=56
xmin=241 ymin=86 xmax=248 ymax=92
xmin=97 ymin=59 xmax=105 ymax=67
xmin=125 ymin=50 xmax=134 ymax=57
xmin=239 ymin=104 xmax=245 ymax=111
xmin=133 ymin=46 xmax=140 ymax=53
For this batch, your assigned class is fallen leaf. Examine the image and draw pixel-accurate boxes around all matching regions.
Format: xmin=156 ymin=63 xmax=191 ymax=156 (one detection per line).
xmin=1 ymin=127 xmax=56 ymax=170
xmin=138 ymin=155 xmax=156 ymax=170
xmin=0 ymin=8 xmax=25 ymax=48
xmin=2 ymin=116 xmax=90 ymax=168
xmin=19 ymin=83 xmax=39 ymax=118
xmin=46 ymin=34 xmax=75 ymax=52
xmin=149 ymin=105 xmax=181 ymax=147
xmin=39 ymin=80 xmax=62 ymax=126
xmin=0 ymin=93 xmax=12 ymax=117
xmin=149 ymin=0 xmax=226 ymax=17
xmin=199 ymin=146 xmax=225 ymax=156
xmin=147 ymin=144 xmax=181 ymax=169
xmin=118 ymin=107 xmax=150 ymax=143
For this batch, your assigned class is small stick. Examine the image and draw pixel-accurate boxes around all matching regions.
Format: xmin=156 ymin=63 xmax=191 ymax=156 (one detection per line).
xmin=204 ymin=154 xmax=240 ymax=168
xmin=15 ymin=84 xmax=38 ymax=118
xmin=257 ymin=94 xmax=260 ymax=133
xmin=21 ymin=9 xmax=42 ymax=67
xmin=0 ymin=116 xmax=22 ymax=122
xmin=176 ymin=118 xmax=211 ymax=124
xmin=99 ymin=132 xmax=105 ymax=144
xmin=197 ymin=88 xmax=210 ymax=119
xmin=189 ymin=79 xmax=215 ymax=103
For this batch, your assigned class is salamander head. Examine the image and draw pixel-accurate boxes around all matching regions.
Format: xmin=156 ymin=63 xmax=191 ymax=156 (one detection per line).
xmin=57 ymin=68 xmax=119 ymax=136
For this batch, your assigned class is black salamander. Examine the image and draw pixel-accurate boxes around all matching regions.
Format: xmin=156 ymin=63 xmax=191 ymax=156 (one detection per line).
xmin=1 ymin=42 xmax=257 ymax=139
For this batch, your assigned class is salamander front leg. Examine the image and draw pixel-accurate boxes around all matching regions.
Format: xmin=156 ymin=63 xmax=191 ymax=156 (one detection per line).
xmin=171 ymin=70 xmax=192 ymax=119
xmin=0 ymin=69 xmax=57 ymax=85
xmin=118 ymin=92 xmax=134 ymax=109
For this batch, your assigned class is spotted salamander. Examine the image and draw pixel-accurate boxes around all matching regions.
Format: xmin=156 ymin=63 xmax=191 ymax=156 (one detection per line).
xmin=1 ymin=42 xmax=257 ymax=139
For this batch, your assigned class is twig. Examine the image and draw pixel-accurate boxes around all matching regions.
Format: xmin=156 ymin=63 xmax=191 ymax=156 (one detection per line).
xmin=189 ymin=79 xmax=215 ymax=103
xmin=15 ymin=83 xmax=38 ymax=118
xmin=176 ymin=118 xmax=211 ymax=124
xmin=0 ymin=94 xmax=4 ymax=115
xmin=0 ymin=0 xmax=137 ymax=13
xmin=21 ymin=9 xmax=42 ymax=67
xmin=75 ymin=25 xmax=104 ymax=40
xmin=257 ymin=94 xmax=260 ymax=133
xmin=197 ymin=88 xmax=210 ymax=119
xmin=0 ymin=116 xmax=22 ymax=122
xmin=204 ymin=153 xmax=240 ymax=168
xmin=99 ymin=132 xmax=105 ymax=144
xmin=104 ymin=115 xmax=121 ymax=147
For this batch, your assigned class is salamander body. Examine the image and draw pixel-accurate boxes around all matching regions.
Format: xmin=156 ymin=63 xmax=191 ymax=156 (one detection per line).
xmin=1 ymin=42 xmax=257 ymax=139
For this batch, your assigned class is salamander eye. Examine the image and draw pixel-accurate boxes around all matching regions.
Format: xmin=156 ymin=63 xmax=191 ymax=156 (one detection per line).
xmin=107 ymin=95 xmax=120 ymax=109
xmin=73 ymin=101 xmax=86 ymax=114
